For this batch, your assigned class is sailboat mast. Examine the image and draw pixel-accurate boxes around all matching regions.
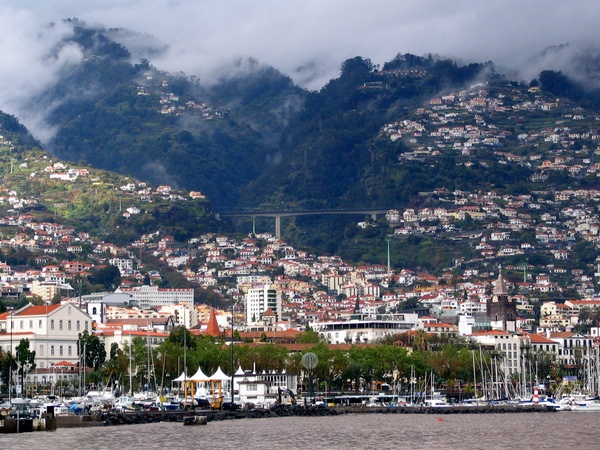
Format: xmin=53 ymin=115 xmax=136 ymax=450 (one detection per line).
xmin=128 ymin=330 xmax=132 ymax=395
xmin=147 ymin=324 xmax=151 ymax=391
xmin=472 ymin=350 xmax=478 ymax=400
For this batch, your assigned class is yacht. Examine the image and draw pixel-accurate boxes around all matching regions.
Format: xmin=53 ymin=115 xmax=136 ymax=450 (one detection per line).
xmin=570 ymin=397 xmax=600 ymax=412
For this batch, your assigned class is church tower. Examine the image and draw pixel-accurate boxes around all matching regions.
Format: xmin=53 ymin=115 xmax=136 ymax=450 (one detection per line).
xmin=487 ymin=272 xmax=516 ymax=332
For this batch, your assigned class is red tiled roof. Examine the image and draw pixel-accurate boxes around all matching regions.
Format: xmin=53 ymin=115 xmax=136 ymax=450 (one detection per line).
xmin=54 ymin=360 xmax=77 ymax=367
xmin=469 ymin=330 xmax=511 ymax=336
xmin=550 ymin=332 xmax=574 ymax=338
xmin=16 ymin=304 xmax=61 ymax=316
xmin=524 ymin=332 xmax=556 ymax=344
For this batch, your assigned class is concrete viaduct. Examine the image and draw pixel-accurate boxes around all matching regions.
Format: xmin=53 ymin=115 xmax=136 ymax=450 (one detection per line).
xmin=216 ymin=208 xmax=392 ymax=239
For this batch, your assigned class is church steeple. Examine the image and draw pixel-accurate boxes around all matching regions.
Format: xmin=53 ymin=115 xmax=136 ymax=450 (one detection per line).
xmin=493 ymin=271 xmax=508 ymax=296
xmin=487 ymin=271 xmax=516 ymax=332
xmin=205 ymin=308 xmax=221 ymax=337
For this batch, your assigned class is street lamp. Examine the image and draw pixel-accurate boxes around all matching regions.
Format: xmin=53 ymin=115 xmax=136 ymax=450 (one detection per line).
xmin=8 ymin=307 xmax=13 ymax=402
xmin=230 ymin=300 xmax=235 ymax=407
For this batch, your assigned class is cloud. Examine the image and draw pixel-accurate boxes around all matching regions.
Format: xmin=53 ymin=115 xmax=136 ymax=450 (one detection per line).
xmin=0 ymin=1 xmax=599 ymax=139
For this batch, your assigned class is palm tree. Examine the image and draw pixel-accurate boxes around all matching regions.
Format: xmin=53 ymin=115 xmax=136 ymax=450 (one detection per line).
xmin=413 ymin=330 xmax=429 ymax=352
xmin=101 ymin=359 xmax=120 ymax=391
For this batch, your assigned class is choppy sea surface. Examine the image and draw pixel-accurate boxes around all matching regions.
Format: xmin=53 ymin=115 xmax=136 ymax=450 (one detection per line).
xmin=1 ymin=412 xmax=597 ymax=450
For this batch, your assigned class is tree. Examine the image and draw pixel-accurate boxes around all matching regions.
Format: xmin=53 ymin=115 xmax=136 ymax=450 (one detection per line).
xmin=168 ymin=326 xmax=196 ymax=350
xmin=15 ymin=338 xmax=36 ymax=392
xmin=78 ymin=330 xmax=107 ymax=370
xmin=87 ymin=264 xmax=121 ymax=291
xmin=0 ymin=352 xmax=17 ymax=394
xmin=109 ymin=342 xmax=121 ymax=361
xmin=100 ymin=359 xmax=120 ymax=388
xmin=295 ymin=330 xmax=321 ymax=344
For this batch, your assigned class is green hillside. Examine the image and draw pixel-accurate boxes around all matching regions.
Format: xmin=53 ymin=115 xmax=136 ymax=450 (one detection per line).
xmin=0 ymin=110 xmax=220 ymax=246
xmin=12 ymin=20 xmax=600 ymax=265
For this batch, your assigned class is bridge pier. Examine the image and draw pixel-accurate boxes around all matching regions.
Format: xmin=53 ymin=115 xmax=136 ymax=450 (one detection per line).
xmin=275 ymin=215 xmax=281 ymax=240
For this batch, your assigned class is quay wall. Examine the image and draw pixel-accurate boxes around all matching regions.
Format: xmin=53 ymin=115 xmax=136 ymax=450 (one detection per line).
xmin=101 ymin=403 xmax=555 ymax=426
xmin=2 ymin=404 xmax=556 ymax=432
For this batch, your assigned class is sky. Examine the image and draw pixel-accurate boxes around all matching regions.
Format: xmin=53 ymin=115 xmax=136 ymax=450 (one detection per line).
xmin=0 ymin=1 xmax=599 ymax=140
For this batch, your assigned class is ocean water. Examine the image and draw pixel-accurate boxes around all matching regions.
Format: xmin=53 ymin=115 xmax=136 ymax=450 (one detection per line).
xmin=1 ymin=412 xmax=597 ymax=450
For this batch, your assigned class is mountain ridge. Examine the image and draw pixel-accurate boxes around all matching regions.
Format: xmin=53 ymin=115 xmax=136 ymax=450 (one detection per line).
xmin=4 ymin=20 xmax=600 ymax=263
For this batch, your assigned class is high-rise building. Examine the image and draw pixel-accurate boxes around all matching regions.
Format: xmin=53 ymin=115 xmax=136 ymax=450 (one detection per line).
xmin=245 ymin=284 xmax=281 ymax=328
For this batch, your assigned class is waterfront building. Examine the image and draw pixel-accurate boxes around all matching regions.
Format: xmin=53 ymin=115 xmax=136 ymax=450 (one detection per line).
xmin=548 ymin=331 xmax=595 ymax=372
xmin=468 ymin=330 xmax=528 ymax=375
xmin=236 ymin=369 xmax=298 ymax=406
xmin=0 ymin=302 xmax=92 ymax=369
xmin=95 ymin=327 xmax=170 ymax=355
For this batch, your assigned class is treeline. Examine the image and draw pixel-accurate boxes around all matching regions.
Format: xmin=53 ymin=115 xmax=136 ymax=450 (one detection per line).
xmin=64 ymin=327 xmax=560 ymax=396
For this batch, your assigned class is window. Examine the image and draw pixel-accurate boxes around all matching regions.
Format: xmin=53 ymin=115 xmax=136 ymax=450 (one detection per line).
xmin=20 ymin=320 xmax=24 ymax=329
xmin=51 ymin=345 xmax=55 ymax=356
xmin=85 ymin=321 xmax=89 ymax=331
xmin=39 ymin=320 xmax=42 ymax=328
xmin=59 ymin=346 xmax=63 ymax=356
xmin=59 ymin=320 xmax=63 ymax=331
xmin=68 ymin=346 xmax=72 ymax=356
xmin=40 ymin=345 xmax=44 ymax=356
xmin=247 ymin=384 xmax=258 ymax=391
xmin=77 ymin=320 xmax=80 ymax=331
xmin=68 ymin=320 xmax=71 ymax=331
xmin=29 ymin=320 xmax=33 ymax=328
xmin=51 ymin=320 xmax=54 ymax=330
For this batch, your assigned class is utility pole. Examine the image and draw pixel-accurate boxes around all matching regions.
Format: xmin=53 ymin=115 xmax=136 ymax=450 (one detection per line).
xmin=78 ymin=276 xmax=83 ymax=310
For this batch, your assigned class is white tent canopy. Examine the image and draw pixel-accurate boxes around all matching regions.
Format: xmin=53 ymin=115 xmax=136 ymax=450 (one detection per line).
xmin=189 ymin=366 xmax=210 ymax=382
xmin=210 ymin=366 xmax=230 ymax=381
xmin=172 ymin=371 xmax=187 ymax=382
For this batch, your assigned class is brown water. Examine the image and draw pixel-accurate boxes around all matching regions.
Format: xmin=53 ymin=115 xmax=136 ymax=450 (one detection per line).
xmin=1 ymin=413 xmax=597 ymax=450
